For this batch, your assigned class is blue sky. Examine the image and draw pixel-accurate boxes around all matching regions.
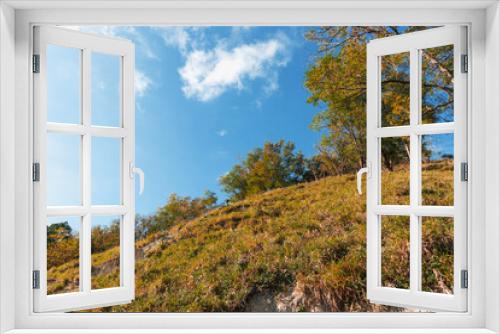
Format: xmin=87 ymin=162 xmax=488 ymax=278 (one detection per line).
xmin=129 ymin=26 xmax=322 ymax=215
xmin=47 ymin=26 xmax=323 ymax=216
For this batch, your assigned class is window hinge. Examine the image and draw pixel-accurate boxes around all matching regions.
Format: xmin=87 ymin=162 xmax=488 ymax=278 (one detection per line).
xmin=33 ymin=162 xmax=40 ymax=182
xmin=32 ymin=54 xmax=40 ymax=73
xmin=461 ymin=162 xmax=468 ymax=182
xmin=461 ymin=269 xmax=468 ymax=289
xmin=32 ymin=270 xmax=40 ymax=289
xmin=461 ymin=54 xmax=468 ymax=73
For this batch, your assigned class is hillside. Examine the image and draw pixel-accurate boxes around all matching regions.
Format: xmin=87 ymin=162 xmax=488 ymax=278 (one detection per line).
xmin=47 ymin=163 xmax=454 ymax=312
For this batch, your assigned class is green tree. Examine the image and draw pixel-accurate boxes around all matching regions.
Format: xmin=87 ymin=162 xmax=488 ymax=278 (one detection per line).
xmin=153 ymin=190 xmax=218 ymax=232
xmin=47 ymin=221 xmax=73 ymax=244
xmin=305 ymin=27 xmax=453 ymax=173
xmin=135 ymin=214 xmax=157 ymax=240
xmin=220 ymin=140 xmax=307 ymax=201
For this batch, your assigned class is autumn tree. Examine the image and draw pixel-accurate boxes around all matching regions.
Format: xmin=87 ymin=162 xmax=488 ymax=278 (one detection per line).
xmin=220 ymin=140 xmax=308 ymax=201
xmin=143 ymin=191 xmax=218 ymax=232
xmin=91 ymin=219 xmax=121 ymax=254
xmin=305 ymin=26 xmax=453 ymax=173
xmin=47 ymin=221 xmax=79 ymax=268
xmin=47 ymin=221 xmax=74 ymax=244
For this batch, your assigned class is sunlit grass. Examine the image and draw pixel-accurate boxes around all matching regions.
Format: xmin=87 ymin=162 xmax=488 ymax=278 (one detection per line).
xmin=48 ymin=162 xmax=454 ymax=312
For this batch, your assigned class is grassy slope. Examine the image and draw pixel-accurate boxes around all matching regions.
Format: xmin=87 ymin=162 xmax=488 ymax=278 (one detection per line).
xmin=48 ymin=163 xmax=454 ymax=312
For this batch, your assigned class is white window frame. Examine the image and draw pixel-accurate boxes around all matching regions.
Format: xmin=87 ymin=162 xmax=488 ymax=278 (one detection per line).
xmin=32 ymin=26 xmax=136 ymax=312
xmin=0 ymin=1 xmax=499 ymax=333
xmin=366 ymin=26 xmax=468 ymax=312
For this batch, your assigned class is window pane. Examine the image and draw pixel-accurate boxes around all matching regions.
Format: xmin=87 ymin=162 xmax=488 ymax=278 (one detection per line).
xmin=47 ymin=44 xmax=81 ymax=124
xmin=92 ymin=52 xmax=121 ymax=127
xmin=422 ymin=133 xmax=454 ymax=206
xmin=381 ymin=52 xmax=410 ymax=127
xmin=381 ymin=215 xmax=410 ymax=289
xmin=47 ymin=216 xmax=80 ymax=295
xmin=92 ymin=137 xmax=122 ymax=205
xmin=91 ymin=215 xmax=121 ymax=289
xmin=421 ymin=217 xmax=454 ymax=294
xmin=47 ymin=133 xmax=81 ymax=206
xmin=421 ymin=45 xmax=454 ymax=124
xmin=381 ymin=137 xmax=410 ymax=205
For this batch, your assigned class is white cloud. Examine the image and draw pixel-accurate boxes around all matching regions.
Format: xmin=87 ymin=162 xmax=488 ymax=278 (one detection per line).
xmin=68 ymin=26 xmax=290 ymax=102
xmin=136 ymin=102 xmax=145 ymax=114
xmin=158 ymin=27 xmax=190 ymax=54
xmin=156 ymin=27 xmax=208 ymax=56
xmin=263 ymin=72 xmax=280 ymax=96
xmin=254 ymin=99 xmax=263 ymax=109
xmin=217 ymin=129 xmax=228 ymax=137
xmin=135 ymin=70 xmax=152 ymax=97
xmin=179 ymin=39 xmax=289 ymax=102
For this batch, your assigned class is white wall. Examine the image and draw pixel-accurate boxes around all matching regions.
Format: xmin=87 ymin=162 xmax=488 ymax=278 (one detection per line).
xmin=485 ymin=2 xmax=500 ymax=332
xmin=0 ymin=2 xmax=16 ymax=333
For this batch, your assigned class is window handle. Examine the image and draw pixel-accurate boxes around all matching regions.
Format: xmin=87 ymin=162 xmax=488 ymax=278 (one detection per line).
xmin=130 ymin=162 xmax=145 ymax=195
xmin=356 ymin=163 xmax=371 ymax=195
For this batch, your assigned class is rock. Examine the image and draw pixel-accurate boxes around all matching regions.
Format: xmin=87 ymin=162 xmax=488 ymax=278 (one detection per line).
xmin=244 ymin=290 xmax=278 ymax=312
xmin=141 ymin=234 xmax=173 ymax=257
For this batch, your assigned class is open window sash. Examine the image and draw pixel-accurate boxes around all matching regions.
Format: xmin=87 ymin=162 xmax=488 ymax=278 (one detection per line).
xmin=33 ymin=26 xmax=136 ymax=312
xmin=366 ymin=26 xmax=468 ymax=312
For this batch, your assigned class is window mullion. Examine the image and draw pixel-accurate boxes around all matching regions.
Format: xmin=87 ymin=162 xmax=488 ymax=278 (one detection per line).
xmin=409 ymin=48 xmax=421 ymax=293
xmin=81 ymin=47 xmax=92 ymax=293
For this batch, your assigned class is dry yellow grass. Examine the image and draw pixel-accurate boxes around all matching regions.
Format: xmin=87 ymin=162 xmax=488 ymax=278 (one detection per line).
xmin=48 ymin=162 xmax=454 ymax=312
